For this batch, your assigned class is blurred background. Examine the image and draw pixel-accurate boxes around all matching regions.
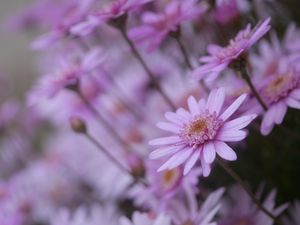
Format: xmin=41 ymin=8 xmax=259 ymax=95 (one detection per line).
xmin=0 ymin=0 xmax=34 ymax=101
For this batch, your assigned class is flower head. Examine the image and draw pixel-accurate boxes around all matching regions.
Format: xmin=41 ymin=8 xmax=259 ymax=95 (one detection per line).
xmin=149 ymin=88 xmax=256 ymax=176
xmin=259 ymin=60 xmax=300 ymax=135
xmin=192 ymin=18 xmax=271 ymax=82
xmin=128 ymin=0 xmax=207 ymax=51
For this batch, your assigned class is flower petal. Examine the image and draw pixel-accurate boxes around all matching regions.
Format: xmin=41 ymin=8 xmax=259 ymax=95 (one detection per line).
xmin=149 ymin=136 xmax=181 ymax=146
xmin=286 ymin=97 xmax=300 ymax=109
xmin=222 ymin=114 xmax=257 ymax=131
xmin=220 ymin=94 xmax=247 ymax=121
xmin=214 ymin=141 xmax=237 ymax=161
xmin=183 ymin=149 xmax=200 ymax=175
xmin=206 ymin=88 xmax=225 ymax=115
xmin=217 ymin=130 xmax=247 ymax=142
xmin=149 ymin=145 xmax=183 ymax=159
xmin=157 ymin=122 xmax=181 ymax=133
xmin=203 ymin=142 xmax=216 ymax=164
xmin=188 ymin=96 xmax=200 ymax=115
xmin=158 ymin=149 xmax=193 ymax=171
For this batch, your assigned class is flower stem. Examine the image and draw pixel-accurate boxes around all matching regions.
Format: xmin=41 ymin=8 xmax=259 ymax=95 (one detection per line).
xmin=240 ymin=67 xmax=268 ymax=111
xmin=119 ymin=28 xmax=176 ymax=110
xmin=174 ymin=36 xmax=193 ymax=70
xmin=216 ymin=156 xmax=282 ymax=225
xmin=74 ymin=89 xmax=133 ymax=153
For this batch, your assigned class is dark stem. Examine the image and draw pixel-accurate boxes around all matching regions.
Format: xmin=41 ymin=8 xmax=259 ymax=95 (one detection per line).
xmin=175 ymin=37 xmax=193 ymax=70
xmin=217 ymin=156 xmax=282 ymax=224
xmin=75 ymin=90 xmax=133 ymax=153
xmin=85 ymin=132 xmax=132 ymax=174
xmin=240 ymin=67 xmax=268 ymax=111
xmin=119 ymin=28 xmax=176 ymax=110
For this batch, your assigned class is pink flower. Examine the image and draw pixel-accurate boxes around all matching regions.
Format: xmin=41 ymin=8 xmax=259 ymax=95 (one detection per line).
xmin=71 ymin=0 xmax=153 ymax=36
xmin=120 ymin=212 xmax=171 ymax=225
xmin=259 ymin=60 xmax=300 ymax=135
xmin=149 ymin=88 xmax=257 ymax=176
xmin=192 ymin=18 xmax=271 ymax=82
xmin=128 ymin=0 xmax=207 ymax=51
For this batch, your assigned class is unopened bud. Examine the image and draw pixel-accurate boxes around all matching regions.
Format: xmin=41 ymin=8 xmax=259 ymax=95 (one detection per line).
xmin=70 ymin=116 xmax=87 ymax=133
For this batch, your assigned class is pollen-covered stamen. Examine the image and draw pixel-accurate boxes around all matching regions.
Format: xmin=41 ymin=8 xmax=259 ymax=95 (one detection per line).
xmin=262 ymin=72 xmax=300 ymax=105
xmin=180 ymin=110 xmax=223 ymax=147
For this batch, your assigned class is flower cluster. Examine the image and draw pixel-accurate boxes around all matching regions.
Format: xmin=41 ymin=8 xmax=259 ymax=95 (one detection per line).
xmin=1 ymin=0 xmax=300 ymax=225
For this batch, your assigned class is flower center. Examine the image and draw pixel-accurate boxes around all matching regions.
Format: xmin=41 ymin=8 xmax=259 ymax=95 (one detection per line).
xmin=262 ymin=72 xmax=299 ymax=105
xmin=180 ymin=110 xmax=223 ymax=147
xmin=160 ymin=168 xmax=182 ymax=192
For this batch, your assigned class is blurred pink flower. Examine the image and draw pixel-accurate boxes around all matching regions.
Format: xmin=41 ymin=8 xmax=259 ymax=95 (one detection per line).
xmin=71 ymin=0 xmax=153 ymax=36
xmin=259 ymin=61 xmax=300 ymax=135
xmin=192 ymin=18 xmax=271 ymax=82
xmin=128 ymin=0 xmax=208 ymax=51
xmin=120 ymin=212 xmax=171 ymax=225
xmin=149 ymin=88 xmax=256 ymax=176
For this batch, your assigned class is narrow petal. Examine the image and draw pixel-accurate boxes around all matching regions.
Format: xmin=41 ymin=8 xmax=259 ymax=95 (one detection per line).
xmin=200 ymin=157 xmax=211 ymax=177
xmin=260 ymin=105 xmax=278 ymax=135
xmin=222 ymin=114 xmax=257 ymax=131
xmin=165 ymin=112 xmax=185 ymax=125
xmin=156 ymin=122 xmax=181 ymax=133
xmin=149 ymin=145 xmax=183 ymax=159
xmin=206 ymin=88 xmax=225 ymax=115
xmin=217 ymin=130 xmax=247 ymax=142
xmin=274 ymin=102 xmax=287 ymax=124
xmin=203 ymin=142 xmax=216 ymax=164
xmin=286 ymin=97 xmax=300 ymax=109
xmin=158 ymin=149 xmax=193 ymax=171
xmin=188 ymin=96 xmax=200 ymax=115
xmin=214 ymin=141 xmax=237 ymax=161
xmin=183 ymin=149 xmax=201 ymax=175
xmin=149 ymin=136 xmax=181 ymax=146
xmin=220 ymin=94 xmax=247 ymax=121
xmin=290 ymin=88 xmax=300 ymax=100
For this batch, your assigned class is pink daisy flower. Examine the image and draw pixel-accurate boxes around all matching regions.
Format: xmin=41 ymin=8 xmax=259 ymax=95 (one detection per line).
xmin=259 ymin=60 xmax=300 ymax=135
xmin=192 ymin=18 xmax=271 ymax=82
xmin=128 ymin=0 xmax=207 ymax=51
xmin=149 ymin=88 xmax=257 ymax=176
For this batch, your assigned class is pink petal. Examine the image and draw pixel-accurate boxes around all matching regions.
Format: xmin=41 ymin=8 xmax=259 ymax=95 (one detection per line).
xmin=202 ymin=142 xmax=216 ymax=164
xmin=260 ymin=104 xmax=278 ymax=135
xmin=274 ymin=102 xmax=287 ymax=124
xmin=157 ymin=122 xmax=181 ymax=133
xmin=290 ymin=88 xmax=300 ymax=100
xmin=217 ymin=130 xmax=247 ymax=142
xmin=165 ymin=112 xmax=185 ymax=125
xmin=286 ymin=97 xmax=300 ymax=109
xmin=214 ymin=141 xmax=237 ymax=161
xmin=222 ymin=114 xmax=257 ymax=131
xmin=188 ymin=96 xmax=200 ymax=115
xmin=149 ymin=136 xmax=181 ymax=146
xmin=157 ymin=149 xmax=193 ymax=171
xmin=220 ymin=94 xmax=247 ymax=121
xmin=176 ymin=108 xmax=192 ymax=120
xmin=200 ymin=157 xmax=211 ymax=177
xmin=149 ymin=145 xmax=183 ymax=159
xmin=183 ymin=149 xmax=200 ymax=175
xmin=206 ymin=87 xmax=225 ymax=115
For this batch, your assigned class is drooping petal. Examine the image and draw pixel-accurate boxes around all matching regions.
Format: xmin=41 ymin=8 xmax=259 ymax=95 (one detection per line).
xmin=149 ymin=145 xmax=183 ymax=159
xmin=200 ymin=157 xmax=211 ymax=177
xmin=158 ymin=149 xmax=193 ymax=171
xmin=202 ymin=142 xmax=216 ymax=164
xmin=214 ymin=141 xmax=237 ymax=161
xmin=260 ymin=105 xmax=278 ymax=135
xmin=220 ymin=94 xmax=247 ymax=121
xmin=274 ymin=102 xmax=287 ymax=124
xmin=183 ymin=149 xmax=201 ymax=175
